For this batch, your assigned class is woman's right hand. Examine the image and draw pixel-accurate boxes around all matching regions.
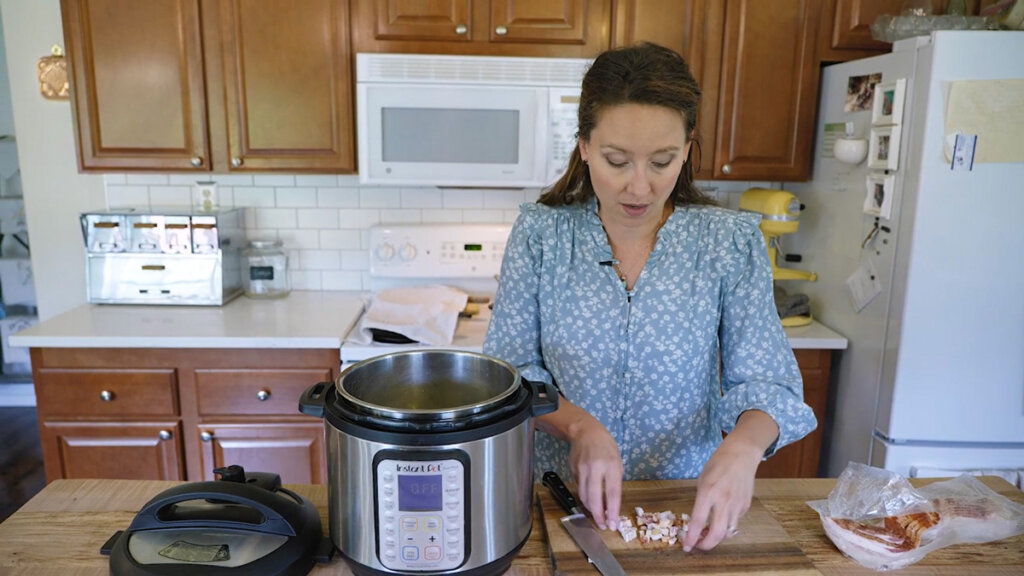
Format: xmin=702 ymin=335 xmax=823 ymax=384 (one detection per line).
xmin=537 ymin=398 xmax=624 ymax=531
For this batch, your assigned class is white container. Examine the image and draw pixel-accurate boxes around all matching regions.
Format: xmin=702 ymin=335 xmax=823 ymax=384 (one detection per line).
xmin=243 ymin=240 xmax=290 ymax=299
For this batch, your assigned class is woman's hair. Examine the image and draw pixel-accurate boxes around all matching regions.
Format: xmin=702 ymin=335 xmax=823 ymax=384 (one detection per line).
xmin=538 ymin=42 xmax=715 ymax=208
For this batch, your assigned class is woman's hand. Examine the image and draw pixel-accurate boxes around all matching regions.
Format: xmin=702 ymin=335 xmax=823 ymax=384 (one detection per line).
xmin=682 ymin=410 xmax=779 ymax=552
xmin=536 ymin=397 xmax=624 ymax=531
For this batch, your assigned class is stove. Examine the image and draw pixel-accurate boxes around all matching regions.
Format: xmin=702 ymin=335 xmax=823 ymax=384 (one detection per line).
xmin=340 ymin=223 xmax=511 ymax=367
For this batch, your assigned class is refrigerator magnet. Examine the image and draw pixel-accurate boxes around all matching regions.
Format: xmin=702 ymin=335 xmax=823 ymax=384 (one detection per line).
xmin=872 ymin=78 xmax=906 ymax=126
xmin=868 ymin=126 xmax=901 ymax=171
xmin=864 ymin=173 xmax=895 ymax=219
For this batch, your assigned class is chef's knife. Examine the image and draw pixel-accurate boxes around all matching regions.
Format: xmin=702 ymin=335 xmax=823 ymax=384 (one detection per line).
xmin=542 ymin=471 xmax=627 ymax=576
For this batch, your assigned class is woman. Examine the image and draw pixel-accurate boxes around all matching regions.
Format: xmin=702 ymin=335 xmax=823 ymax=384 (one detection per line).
xmin=482 ymin=43 xmax=816 ymax=552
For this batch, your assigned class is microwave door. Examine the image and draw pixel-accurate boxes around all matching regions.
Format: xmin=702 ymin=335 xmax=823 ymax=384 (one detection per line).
xmin=359 ymin=84 xmax=547 ymax=187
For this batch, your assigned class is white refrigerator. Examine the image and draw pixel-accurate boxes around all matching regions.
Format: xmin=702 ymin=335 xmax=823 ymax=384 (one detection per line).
xmin=786 ymin=31 xmax=1024 ymax=485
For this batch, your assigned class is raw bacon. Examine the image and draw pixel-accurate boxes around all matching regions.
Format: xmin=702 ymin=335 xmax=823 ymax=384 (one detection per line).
xmin=624 ymin=507 xmax=691 ymax=547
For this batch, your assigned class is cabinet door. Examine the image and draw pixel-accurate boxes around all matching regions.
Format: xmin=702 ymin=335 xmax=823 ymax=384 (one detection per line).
xmin=39 ymin=421 xmax=184 ymax=482
xmin=208 ymin=0 xmax=355 ymax=172
xmin=820 ymin=0 xmax=905 ymax=62
xmin=611 ymin=0 xmax=716 ymax=180
xmin=61 ymin=0 xmax=210 ymax=171
xmin=372 ymin=0 xmax=474 ymax=41
xmin=756 ymin=349 xmax=831 ymax=478
xmin=197 ymin=422 xmax=327 ymax=484
xmin=711 ymin=0 xmax=821 ymax=181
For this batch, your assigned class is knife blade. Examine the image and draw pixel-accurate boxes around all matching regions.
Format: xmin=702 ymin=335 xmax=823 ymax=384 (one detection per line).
xmin=542 ymin=471 xmax=626 ymax=576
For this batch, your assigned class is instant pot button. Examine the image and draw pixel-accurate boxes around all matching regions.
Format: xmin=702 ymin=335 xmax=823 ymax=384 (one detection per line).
xmin=424 ymin=546 xmax=442 ymax=561
xmin=445 ymin=471 xmax=459 ymax=482
xmin=383 ymin=512 xmax=395 ymax=525
xmin=384 ymin=523 xmax=396 ymax=537
xmin=383 ymin=498 xmax=396 ymax=511
xmin=382 ymin=470 xmax=394 ymax=482
xmin=424 ymin=516 xmax=441 ymax=531
xmin=384 ymin=548 xmax=398 ymax=561
xmin=445 ymin=520 xmax=460 ymax=534
xmin=401 ymin=517 xmax=419 ymax=531
xmin=382 ymin=484 xmax=394 ymax=497
xmin=447 ymin=550 xmax=460 ymax=562
xmin=446 ymin=535 xmax=459 ymax=548
xmin=402 ymin=546 xmax=419 ymax=561
xmin=384 ymin=536 xmax=396 ymax=548
xmin=445 ymin=499 xmax=459 ymax=511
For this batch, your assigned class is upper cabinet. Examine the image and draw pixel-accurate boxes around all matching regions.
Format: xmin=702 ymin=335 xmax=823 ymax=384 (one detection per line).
xmin=61 ymin=0 xmax=355 ymax=173
xmin=708 ymin=0 xmax=822 ymax=181
xmin=820 ymin=0 xmax=905 ymax=62
xmin=350 ymin=0 xmax=612 ymax=57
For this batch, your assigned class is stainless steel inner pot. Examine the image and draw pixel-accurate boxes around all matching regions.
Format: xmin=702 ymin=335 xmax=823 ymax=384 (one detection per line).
xmin=336 ymin=350 xmax=520 ymax=421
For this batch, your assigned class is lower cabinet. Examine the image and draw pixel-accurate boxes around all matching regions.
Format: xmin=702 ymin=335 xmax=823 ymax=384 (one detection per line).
xmin=30 ymin=347 xmax=337 ymax=484
xmin=756 ymin=348 xmax=833 ymax=478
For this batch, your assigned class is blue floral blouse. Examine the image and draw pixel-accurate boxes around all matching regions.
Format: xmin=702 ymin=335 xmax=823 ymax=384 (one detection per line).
xmin=483 ymin=198 xmax=817 ymax=481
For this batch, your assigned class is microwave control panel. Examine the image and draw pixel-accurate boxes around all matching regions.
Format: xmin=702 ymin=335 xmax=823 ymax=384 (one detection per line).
xmin=375 ymin=454 xmax=468 ymax=571
xmin=548 ymin=86 xmax=582 ymax=183
xmin=369 ymin=224 xmax=511 ymax=278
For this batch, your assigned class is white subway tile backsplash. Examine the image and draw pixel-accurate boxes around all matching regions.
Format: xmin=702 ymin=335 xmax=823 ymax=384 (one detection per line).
xmin=102 ymin=173 xmax=767 ymax=292
xmin=255 ymin=208 xmax=298 ymax=229
xmin=297 ymin=208 xmax=339 ymax=229
xmin=320 ymin=229 xmax=361 ymax=250
xmin=125 ymin=174 xmax=169 ymax=185
xmin=254 ymin=175 xmax=296 ymax=187
xmin=234 ymin=187 xmax=277 ymax=207
xmin=337 ymin=208 xmax=381 ymax=229
xmin=442 ymin=189 xmax=484 ymax=209
xmin=276 ymin=187 xmax=317 ymax=208
xmin=359 ymin=188 xmax=401 ymax=208
xmin=149 ymin=186 xmax=191 ymax=206
xmin=322 ymin=270 xmax=364 ymax=291
xmin=317 ymin=187 xmax=360 ymax=208
xmin=299 ymin=249 xmax=341 ymax=270
xmin=106 ymin=185 xmax=150 ymax=208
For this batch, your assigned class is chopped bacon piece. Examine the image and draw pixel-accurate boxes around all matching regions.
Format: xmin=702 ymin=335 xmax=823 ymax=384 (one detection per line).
xmin=624 ymin=506 xmax=691 ymax=547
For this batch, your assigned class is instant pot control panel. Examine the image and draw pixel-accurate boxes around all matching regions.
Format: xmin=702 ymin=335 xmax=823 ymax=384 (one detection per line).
xmin=373 ymin=449 xmax=471 ymax=571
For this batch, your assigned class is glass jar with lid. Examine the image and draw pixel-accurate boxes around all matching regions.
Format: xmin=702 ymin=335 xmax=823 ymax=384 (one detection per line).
xmin=242 ymin=239 xmax=290 ymax=299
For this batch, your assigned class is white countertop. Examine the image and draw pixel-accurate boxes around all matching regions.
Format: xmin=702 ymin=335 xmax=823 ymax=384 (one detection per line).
xmin=10 ymin=292 xmax=846 ymax=351
xmin=9 ymin=291 xmax=366 ymax=349
xmin=783 ymin=320 xmax=848 ymax=350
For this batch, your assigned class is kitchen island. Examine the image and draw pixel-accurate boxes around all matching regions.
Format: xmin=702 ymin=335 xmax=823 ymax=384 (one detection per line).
xmin=1 ymin=476 xmax=1020 ymax=575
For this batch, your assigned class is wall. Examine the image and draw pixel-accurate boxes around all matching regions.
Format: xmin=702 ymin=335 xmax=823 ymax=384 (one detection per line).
xmin=103 ymin=174 xmax=766 ymax=291
xmin=0 ymin=0 xmax=105 ymax=322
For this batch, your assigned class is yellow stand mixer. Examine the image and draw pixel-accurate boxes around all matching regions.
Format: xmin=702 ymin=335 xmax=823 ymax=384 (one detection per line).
xmin=738 ymin=188 xmax=816 ymax=327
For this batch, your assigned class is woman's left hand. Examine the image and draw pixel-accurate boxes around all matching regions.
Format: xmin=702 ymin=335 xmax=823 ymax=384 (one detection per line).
xmin=681 ymin=410 xmax=779 ymax=552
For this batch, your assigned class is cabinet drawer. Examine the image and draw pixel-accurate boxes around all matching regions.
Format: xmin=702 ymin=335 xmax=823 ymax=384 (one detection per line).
xmin=35 ymin=369 xmax=178 ymax=417
xmin=196 ymin=369 xmax=333 ymax=416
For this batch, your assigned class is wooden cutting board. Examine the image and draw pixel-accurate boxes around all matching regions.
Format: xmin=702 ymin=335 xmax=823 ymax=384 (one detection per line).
xmin=538 ymin=481 xmax=821 ymax=575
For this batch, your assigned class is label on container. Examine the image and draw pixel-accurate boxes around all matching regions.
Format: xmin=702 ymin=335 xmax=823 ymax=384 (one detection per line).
xmin=249 ymin=266 xmax=275 ymax=281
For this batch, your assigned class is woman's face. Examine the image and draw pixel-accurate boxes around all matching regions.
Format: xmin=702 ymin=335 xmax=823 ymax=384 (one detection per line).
xmin=579 ymin=103 xmax=691 ymax=231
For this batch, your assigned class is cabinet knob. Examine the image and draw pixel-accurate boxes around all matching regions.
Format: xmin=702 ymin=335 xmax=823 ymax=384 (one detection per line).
xmin=230 ymin=157 xmax=243 ymax=168
xmin=99 ymin=390 xmax=114 ymax=402
xmin=454 ymin=24 xmax=468 ymax=35
xmin=190 ymin=156 xmax=203 ymax=167
xmin=200 ymin=431 xmax=213 ymax=442
xmin=158 ymin=430 xmax=173 ymax=441
xmin=494 ymin=25 xmax=507 ymax=36
xmin=721 ymin=163 xmax=732 ymax=175
xmin=256 ymin=389 xmax=271 ymax=401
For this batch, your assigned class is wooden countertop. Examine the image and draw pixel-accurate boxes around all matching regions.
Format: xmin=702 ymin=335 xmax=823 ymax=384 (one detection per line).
xmin=2 ymin=477 xmax=1020 ymax=575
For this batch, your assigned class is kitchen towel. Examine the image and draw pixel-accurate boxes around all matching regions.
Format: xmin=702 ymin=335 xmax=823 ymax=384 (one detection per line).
xmin=349 ymin=285 xmax=469 ymax=346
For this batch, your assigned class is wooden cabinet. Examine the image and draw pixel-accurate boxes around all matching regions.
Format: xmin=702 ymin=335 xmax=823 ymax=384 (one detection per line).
xmin=351 ymin=0 xmax=611 ymax=57
xmin=61 ymin=0 xmax=355 ymax=173
xmin=820 ymin=0 xmax=906 ymax=62
xmin=707 ymin=0 xmax=822 ymax=182
xmin=30 ymin=347 xmax=337 ymax=484
xmin=756 ymin=349 xmax=832 ymax=478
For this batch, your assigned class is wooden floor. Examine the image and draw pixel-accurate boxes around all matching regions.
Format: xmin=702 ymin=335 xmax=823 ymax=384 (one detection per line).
xmin=0 ymin=407 xmax=45 ymax=522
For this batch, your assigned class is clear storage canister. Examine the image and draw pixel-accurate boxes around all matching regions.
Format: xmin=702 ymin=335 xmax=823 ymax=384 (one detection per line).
xmin=243 ymin=239 xmax=290 ymax=298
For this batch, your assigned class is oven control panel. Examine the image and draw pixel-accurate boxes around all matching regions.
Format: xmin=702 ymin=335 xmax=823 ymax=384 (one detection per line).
xmin=375 ymin=453 xmax=468 ymax=571
xmin=370 ymin=224 xmax=511 ymax=277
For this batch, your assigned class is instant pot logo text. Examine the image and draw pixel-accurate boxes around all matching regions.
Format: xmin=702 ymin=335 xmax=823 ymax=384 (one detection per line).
xmin=395 ymin=463 xmax=442 ymax=473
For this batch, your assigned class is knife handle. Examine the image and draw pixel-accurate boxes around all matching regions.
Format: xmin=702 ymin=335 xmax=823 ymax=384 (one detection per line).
xmin=542 ymin=471 xmax=580 ymax=515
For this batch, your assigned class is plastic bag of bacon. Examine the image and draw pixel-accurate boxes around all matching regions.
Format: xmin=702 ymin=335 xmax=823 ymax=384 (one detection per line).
xmin=807 ymin=462 xmax=1024 ymax=571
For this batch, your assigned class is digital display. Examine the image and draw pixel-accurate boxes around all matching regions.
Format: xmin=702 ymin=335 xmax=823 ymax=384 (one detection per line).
xmin=398 ymin=475 xmax=443 ymax=511
xmin=464 ymin=244 xmax=482 ymax=252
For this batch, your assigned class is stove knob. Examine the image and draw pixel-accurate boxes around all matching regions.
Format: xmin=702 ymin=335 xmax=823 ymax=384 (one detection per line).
xmin=399 ymin=242 xmax=417 ymax=261
xmin=375 ymin=242 xmax=396 ymax=262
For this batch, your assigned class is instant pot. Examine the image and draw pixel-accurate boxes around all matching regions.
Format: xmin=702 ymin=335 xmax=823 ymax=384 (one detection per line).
xmin=300 ymin=350 xmax=558 ymax=576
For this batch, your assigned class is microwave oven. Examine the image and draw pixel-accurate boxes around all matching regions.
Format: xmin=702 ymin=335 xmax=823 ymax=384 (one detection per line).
xmin=356 ymin=53 xmax=590 ymax=188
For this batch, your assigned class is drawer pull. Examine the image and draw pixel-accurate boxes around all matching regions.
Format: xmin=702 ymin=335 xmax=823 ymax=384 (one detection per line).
xmin=495 ymin=25 xmax=507 ymax=36
xmin=200 ymin=431 xmax=213 ymax=442
xmin=99 ymin=390 xmax=114 ymax=402
xmin=158 ymin=430 xmax=172 ymax=441
xmin=256 ymin=389 xmax=271 ymax=401
xmin=454 ymin=23 xmax=467 ymax=35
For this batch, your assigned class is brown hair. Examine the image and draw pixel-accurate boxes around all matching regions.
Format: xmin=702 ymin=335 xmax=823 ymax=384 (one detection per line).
xmin=538 ymin=42 xmax=715 ymax=208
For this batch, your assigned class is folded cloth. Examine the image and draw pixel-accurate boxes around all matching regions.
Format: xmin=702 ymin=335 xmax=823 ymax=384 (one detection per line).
xmin=349 ymin=285 xmax=469 ymax=346
xmin=774 ymin=286 xmax=811 ymax=318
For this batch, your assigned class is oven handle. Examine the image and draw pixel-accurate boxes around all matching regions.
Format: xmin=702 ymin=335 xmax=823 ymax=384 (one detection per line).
xmin=299 ymin=382 xmax=330 ymax=419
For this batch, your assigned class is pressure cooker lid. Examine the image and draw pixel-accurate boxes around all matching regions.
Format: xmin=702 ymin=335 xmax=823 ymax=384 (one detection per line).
xmin=336 ymin=350 xmax=520 ymax=421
